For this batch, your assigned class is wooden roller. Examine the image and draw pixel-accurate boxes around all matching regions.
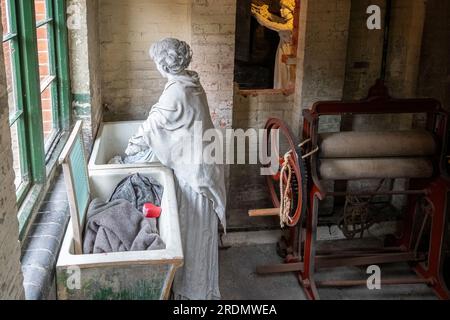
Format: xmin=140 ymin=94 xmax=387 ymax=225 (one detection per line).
xmin=319 ymin=130 xmax=436 ymax=158
xmin=319 ymin=158 xmax=434 ymax=180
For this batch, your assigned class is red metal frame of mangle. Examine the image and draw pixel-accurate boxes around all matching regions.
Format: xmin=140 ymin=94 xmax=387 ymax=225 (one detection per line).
xmin=300 ymin=80 xmax=450 ymax=300
xmin=255 ymin=80 xmax=450 ymax=300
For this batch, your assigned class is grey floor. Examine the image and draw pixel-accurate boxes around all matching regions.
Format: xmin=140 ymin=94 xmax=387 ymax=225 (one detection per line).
xmin=219 ymin=244 xmax=438 ymax=300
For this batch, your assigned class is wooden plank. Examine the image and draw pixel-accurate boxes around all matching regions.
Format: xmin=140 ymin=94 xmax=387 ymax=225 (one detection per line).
xmin=59 ymin=121 xmax=83 ymax=164
xmin=238 ymin=88 xmax=295 ymax=97
xmin=70 ymin=258 xmax=184 ymax=270
xmin=255 ymin=253 xmax=425 ymax=275
xmin=62 ymin=161 xmax=83 ymax=255
xmin=248 ymin=208 xmax=279 ymax=217
xmin=59 ymin=121 xmax=90 ymax=254
xmin=316 ymin=252 xmax=424 ymax=269
xmin=257 ymin=262 xmax=303 ymax=274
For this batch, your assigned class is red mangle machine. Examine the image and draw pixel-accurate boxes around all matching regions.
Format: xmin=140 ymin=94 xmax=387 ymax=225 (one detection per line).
xmin=250 ymin=81 xmax=450 ymax=300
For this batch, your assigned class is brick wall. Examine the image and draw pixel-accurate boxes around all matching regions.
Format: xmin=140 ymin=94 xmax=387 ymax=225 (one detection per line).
xmin=70 ymin=0 xmax=449 ymax=232
xmin=343 ymin=0 xmax=385 ymax=101
xmin=294 ymin=0 xmax=351 ymax=116
xmin=86 ymin=0 xmax=102 ymax=141
xmin=99 ymin=0 xmax=192 ymax=120
xmin=385 ymin=0 xmax=425 ymax=98
xmin=190 ymin=0 xmax=236 ymax=129
xmin=99 ymin=0 xmax=236 ymax=129
xmin=0 ymin=0 xmax=447 ymax=298
xmin=417 ymin=0 xmax=450 ymax=111
xmin=344 ymin=0 xmax=426 ymax=102
xmin=35 ymin=0 xmax=53 ymax=140
xmin=0 ymin=7 xmax=24 ymax=299
xmin=68 ymin=0 xmax=102 ymax=150
xmin=228 ymin=92 xmax=295 ymax=228
xmin=228 ymin=0 xmax=354 ymax=229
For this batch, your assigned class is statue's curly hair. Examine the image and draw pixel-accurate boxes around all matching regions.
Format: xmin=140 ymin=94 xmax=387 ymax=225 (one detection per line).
xmin=149 ymin=38 xmax=193 ymax=75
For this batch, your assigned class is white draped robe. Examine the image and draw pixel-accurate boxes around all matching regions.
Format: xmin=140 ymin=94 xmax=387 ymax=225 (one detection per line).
xmin=126 ymin=71 xmax=226 ymax=300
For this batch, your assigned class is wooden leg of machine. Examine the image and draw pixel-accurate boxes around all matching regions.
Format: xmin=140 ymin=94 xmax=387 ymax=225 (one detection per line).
xmin=397 ymin=193 xmax=419 ymax=250
xmin=413 ymin=178 xmax=450 ymax=300
xmin=298 ymin=188 xmax=320 ymax=300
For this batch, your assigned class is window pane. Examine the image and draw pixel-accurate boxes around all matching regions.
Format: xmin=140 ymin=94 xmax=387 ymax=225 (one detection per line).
xmin=37 ymin=24 xmax=50 ymax=81
xmin=1 ymin=0 xmax=11 ymax=35
xmin=34 ymin=0 xmax=47 ymax=23
xmin=2 ymin=40 xmax=17 ymax=115
xmin=41 ymin=82 xmax=55 ymax=143
xmin=10 ymin=121 xmax=23 ymax=190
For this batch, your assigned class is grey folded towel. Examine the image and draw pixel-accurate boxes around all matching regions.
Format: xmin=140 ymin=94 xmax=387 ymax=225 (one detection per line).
xmin=109 ymin=173 xmax=163 ymax=212
xmin=83 ymin=198 xmax=166 ymax=254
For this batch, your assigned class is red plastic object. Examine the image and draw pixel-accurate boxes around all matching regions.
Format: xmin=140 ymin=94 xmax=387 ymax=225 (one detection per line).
xmin=143 ymin=203 xmax=162 ymax=219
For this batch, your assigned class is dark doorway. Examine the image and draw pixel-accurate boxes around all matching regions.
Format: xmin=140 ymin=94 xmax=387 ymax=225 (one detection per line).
xmin=234 ymin=0 xmax=281 ymax=89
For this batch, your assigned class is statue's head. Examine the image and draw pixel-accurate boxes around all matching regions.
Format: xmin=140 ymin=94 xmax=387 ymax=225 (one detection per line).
xmin=149 ymin=38 xmax=193 ymax=77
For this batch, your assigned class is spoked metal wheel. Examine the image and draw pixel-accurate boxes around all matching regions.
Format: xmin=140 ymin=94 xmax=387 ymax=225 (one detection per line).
xmin=264 ymin=118 xmax=308 ymax=227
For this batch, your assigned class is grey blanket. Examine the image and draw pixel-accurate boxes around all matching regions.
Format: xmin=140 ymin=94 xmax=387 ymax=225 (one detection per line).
xmin=83 ymin=198 xmax=166 ymax=254
xmin=109 ymin=173 xmax=163 ymax=212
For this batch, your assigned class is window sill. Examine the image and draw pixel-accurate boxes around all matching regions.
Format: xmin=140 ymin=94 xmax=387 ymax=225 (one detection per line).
xmin=19 ymin=129 xmax=72 ymax=300
xmin=17 ymin=131 xmax=70 ymax=241
xmin=20 ymin=172 xmax=70 ymax=300
xmin=46 ymin=131 xmax=70 ymax=177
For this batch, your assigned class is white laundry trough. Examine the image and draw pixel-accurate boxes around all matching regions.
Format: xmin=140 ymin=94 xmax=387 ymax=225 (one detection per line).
xmin=56 ymin=167 xmax=183 ymax=300
xmin=89 ymin=121 xmax=161 ymax=171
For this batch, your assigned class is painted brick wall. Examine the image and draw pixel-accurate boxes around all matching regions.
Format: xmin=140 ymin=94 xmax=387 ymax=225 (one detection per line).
xmin=228 ymin=92 xmax=295 ymax=228
xmin=418 ymin=0 xmax=450 ymax=111
xmin=344 ymin=0 xmax=425 ymax=133
xmin=68 ymin=0 xmax=102 ymax=150
xmin=343 ymin=0 xmax=385 ymax=101
xmin=99 ymin=0 xmax=236 ymax=129
xmin=71 ymin=0 xmax=443 ymax=232
xmin=87 ymin=0 xmax=102 ymax=141
xmin=99 ymin=0 xmax=192 ymax=120
xmin=285 ymin=0 xmax=352 ymax=146
xmin=190 ymin=0 xmax=236 ymax=129
xmin=0 ymin=9 xmax=24 ymax=299
xmin=385 ymin=0 xmax=425 ymax=98
xmin=343 ymin=0 xmax=426 ymax=101
xmin=294 ymin=0 xmax=351 ymax=115
xmin=228 ymin=0 xmax=352 ymax=228
xmin=343 ymin=0 xmax=425 ymax=101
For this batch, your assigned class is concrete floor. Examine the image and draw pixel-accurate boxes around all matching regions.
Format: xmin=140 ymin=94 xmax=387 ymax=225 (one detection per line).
xmin=219 ymin=243 xmax=438 ymax=300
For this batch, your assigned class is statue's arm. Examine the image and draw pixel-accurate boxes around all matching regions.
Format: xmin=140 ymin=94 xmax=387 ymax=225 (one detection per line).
xmin=125 ymin=114 xmax=154 ymax=156
xmin=254 ymin=14 xmax=293 ymax=32
xmin=267 ymin=13 xmax=286 ymax=23
xmin=251 ymin=3 xmax=284 ymax=23
xmin=125 ymin=129 xmax=148 ymax=156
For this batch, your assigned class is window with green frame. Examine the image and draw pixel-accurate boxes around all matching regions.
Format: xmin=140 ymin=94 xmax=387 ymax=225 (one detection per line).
xmin=1 ymin=0 xmax=70 ymax=206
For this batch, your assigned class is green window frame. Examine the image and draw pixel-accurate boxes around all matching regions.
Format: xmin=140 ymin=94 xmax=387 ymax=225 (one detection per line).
xmin=2 ymin=0 xmax=70 ymax=207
